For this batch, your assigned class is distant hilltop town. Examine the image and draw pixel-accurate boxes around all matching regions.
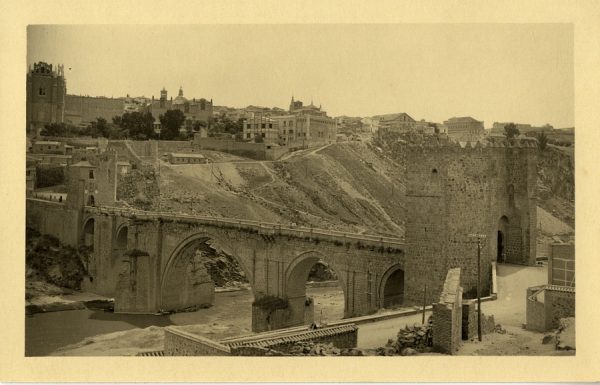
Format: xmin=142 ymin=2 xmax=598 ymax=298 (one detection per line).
xmin=26 ymin=61 xmax=571 ymax=146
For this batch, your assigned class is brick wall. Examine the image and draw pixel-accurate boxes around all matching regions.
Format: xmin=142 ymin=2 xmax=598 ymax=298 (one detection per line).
xmin=432 ymin=268 xmax=463 ymax=354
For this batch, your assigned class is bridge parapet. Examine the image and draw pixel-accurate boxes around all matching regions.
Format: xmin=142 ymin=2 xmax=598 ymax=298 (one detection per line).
xmin=84 ymin=205 xmax=405 ymax=250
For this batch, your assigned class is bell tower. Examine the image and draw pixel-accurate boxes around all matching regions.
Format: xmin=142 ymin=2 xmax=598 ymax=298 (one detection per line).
xmin=160 ymin=87 xmax=167 ymax=108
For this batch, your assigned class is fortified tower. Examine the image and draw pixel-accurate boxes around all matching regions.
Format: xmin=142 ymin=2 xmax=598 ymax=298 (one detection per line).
xmin=26 ymin=62 xmax=66 ymax=135
xmin=66 ymin=150 xmax=118 ymax=210
xmin=403 ymin=140 xmax=537 ymax=305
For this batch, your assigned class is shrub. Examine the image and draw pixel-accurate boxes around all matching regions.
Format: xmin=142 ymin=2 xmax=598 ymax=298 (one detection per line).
xmin=253 ymin=295 xmax=289 ymax=311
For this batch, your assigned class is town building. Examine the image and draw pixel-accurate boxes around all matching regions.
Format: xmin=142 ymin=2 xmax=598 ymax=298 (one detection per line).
xmin=373 ymin=113 xmax=416 ymax=134
xmin=443 ymin=116 xmax=485 ymax=141
xmin=270 ymin=98 xmax=337 ymax=149
xmin=335 ymin=116 xmax=364 ymax=134
xmin=167 ymin=152 xmax=208 ymax=164
xmin=150 ymin=87 xmax=214 ymax=131
xmin=26 ymin=62 xmax=67 ymax=135
xmin=26 ymin=156 xmax=37 ymax=196
xmin=31 ymin=140 xmax=74 ymax=155
xmin=242 ymin=116 xmax=278 ymax=143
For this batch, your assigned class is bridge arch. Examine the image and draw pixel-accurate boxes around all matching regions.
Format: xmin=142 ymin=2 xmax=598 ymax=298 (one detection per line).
xmin=159 ymin=232 xmax=254 ymax=312
xmin=284 ymin=250 xmax=347 ymax=324
xmin=379 ymin=264 xmax=405 ymax=309
xmin=113 ymin=225 xmax=128 ymax=266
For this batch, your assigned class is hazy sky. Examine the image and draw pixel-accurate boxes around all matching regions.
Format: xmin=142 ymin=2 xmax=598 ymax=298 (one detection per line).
xmin=28 ymin=24 xmax=574 ymax=127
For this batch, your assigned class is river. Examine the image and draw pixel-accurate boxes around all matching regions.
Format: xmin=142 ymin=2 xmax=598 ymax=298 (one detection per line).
xmin=26 ymin=286 xmax=345 ymax=356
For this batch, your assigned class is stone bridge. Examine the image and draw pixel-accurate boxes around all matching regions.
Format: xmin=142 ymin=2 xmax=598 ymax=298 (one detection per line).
xmin=46 ymin=201 xmax=406 ymax=331
xmin=26 ymin=141 xmax=539 ymax=332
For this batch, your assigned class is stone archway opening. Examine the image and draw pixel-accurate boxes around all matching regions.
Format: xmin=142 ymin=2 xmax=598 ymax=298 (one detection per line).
xmin=81 ymin=218 xmax=95 ymax=250
xmin=160 ymin=236 xmax=253 ymax=329
xmin=114 ymin=226 xmax=128 ymax=262
xmin=380 ymin=265 xmax=405 ymax=309
xmin=285 ymin=254 xmax=346 ymax=328
xmin=497 ymin=215 xmax=509 ymax=263
xmin=87 ymin=195 xmax=96 ymax=206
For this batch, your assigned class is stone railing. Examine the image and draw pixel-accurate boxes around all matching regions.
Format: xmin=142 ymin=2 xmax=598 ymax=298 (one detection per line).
xmin=84 ymin=205 xmax=405 ymax=249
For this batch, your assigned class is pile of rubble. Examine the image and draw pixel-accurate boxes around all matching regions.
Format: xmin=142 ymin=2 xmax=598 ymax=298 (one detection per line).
xmin=287 ymin=341 xmax=366 ymax=356
xmin=376 ymin=318 xmax=433 ymax=356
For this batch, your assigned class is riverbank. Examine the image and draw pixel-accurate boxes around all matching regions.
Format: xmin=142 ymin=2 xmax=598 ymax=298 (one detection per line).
xmin=26 ymin=280 xmax=113 ymax=315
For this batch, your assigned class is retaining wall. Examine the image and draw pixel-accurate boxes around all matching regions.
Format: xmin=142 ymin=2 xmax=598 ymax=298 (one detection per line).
xmin=432 ymin=268 xmax=463 ymax=354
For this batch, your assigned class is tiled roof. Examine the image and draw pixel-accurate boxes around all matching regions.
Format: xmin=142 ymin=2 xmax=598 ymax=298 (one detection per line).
xmin=445 ymin=116 xmax=481 ymax=123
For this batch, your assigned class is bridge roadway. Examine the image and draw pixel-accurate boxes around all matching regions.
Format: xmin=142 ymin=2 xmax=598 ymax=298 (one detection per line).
xmin=83 ymin=205 xmax=405 ymax=249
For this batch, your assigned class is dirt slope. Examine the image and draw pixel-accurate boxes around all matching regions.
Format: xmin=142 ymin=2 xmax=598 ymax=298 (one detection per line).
xmin=143 ymin=142 xmax=406 ymax=237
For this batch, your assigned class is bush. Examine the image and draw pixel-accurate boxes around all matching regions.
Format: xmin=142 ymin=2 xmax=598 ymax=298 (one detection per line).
xmin=253 ymin=295 xmax=289 ymax=311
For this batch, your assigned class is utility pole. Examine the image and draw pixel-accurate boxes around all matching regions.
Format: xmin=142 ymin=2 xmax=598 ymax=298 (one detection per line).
xmin=469 ymin=233 xmax=486 ymax=342
xmin=421 ymin=284 xmax=427 ymax=324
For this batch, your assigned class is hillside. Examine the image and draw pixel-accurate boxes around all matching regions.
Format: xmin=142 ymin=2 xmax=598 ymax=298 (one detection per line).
xmin=118 ymin=136 xmax=574 ymax=241
xmin=154 ymin=142 xmax=406 ymax=237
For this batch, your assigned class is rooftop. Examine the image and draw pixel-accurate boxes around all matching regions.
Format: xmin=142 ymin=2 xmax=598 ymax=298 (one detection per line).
xmin=169 ymin=152 xmax=206 ymax=158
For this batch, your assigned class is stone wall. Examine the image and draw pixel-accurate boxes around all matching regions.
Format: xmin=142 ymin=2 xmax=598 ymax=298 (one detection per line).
xmin=164 ymin=327 xmax=231 ymax=356
xmin=193 ymin=137 xmax=288 ymax=160
xmin=432 ymin=268 xmax=463 ymax=354
xmin=224 ymin=324 xmax=358 ymax=355
xmin=404 ymin=142 xmax=537 ymax=306
xmin=26 ymin=199 xmax=81 ymax=247
xmin=526 ymin=285 xmax=575 ymax=332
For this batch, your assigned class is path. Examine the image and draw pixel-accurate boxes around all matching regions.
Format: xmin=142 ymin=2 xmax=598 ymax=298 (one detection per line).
xmin=356 ymin=264 xmax=548 ymax=350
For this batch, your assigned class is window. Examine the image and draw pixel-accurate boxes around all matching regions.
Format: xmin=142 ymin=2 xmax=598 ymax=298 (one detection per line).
xmin=89 ymin=170 xmax=95 ymax=179
xmin=269 ymin=123 xmax=273 ymax=128
xmin=261 ymin=133 xmax=265 ymax=138
xmin=247 ymin=133 xmax=251 ymax=139
xmin=261 ymin=123 xmax=266 ymax=129
xmin=39 ymin=87 xmax=46 ymax=96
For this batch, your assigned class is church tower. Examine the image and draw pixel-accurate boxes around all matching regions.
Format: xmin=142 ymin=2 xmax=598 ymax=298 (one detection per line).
xmin=160 ymin=87 xmax=168 ymax=108
xmin=26 ymin=62 xmax=67 ymax=135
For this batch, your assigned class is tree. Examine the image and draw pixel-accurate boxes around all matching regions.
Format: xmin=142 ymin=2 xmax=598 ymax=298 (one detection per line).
xmin=159 ymin=109 xmax=186 ymax=140
xmin=504 ymin=123 xmax=520 ymax=141
xmin=536 ymin=131 xmax=548 ymax=151
xmin=115 ymin=111 xmax=155 ymax=140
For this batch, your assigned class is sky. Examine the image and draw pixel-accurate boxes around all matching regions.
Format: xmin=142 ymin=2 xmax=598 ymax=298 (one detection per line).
xmin=27 ymin=24 xmax=574 ymax=128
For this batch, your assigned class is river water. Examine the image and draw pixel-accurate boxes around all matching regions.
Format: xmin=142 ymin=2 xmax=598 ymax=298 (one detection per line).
xmin=26 ymin=286 xmax=345 ymax=356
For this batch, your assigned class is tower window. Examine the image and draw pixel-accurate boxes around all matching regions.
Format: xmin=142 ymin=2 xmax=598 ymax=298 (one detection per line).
xmin=89 ymin=170 xmax=95 ymax=179
xmin=39 ymin=87 xmax=46 ymax=96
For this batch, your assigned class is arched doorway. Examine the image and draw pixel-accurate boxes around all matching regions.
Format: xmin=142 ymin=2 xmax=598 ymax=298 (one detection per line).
xmin=160 ymin=235 xmax=253 ymax=319
xmin=379 ymin=265 xmax=405 ymax=308
xmin=82 ymin=218 xmax=95 ymax=250
xmin=497 ymin=216 xmax=509 ymax=263
xmin=285 ymin=252 xmax=346 ymax=328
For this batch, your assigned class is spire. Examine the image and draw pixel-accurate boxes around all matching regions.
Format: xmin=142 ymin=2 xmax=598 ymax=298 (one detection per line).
xmin=178 ymin=86 xmax=183 ymax=96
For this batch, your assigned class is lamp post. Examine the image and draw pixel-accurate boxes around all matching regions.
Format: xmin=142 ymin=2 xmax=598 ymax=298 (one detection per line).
xmin=469 ymin=233 xmax=486 ymax=342
xmin=154 ymin=126 xmax=161 ymax=211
